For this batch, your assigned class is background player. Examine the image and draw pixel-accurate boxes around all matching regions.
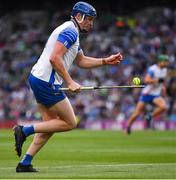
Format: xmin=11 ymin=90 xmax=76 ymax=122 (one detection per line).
xmin=125 ymin=54 xmax=169 ymax=134
xmin=13 ymin=1 xmax=123 ymax=172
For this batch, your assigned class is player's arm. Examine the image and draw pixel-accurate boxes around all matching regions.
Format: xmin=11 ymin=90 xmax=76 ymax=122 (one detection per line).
xmin=144 ymin=69 xmax=163 ymax=84
xmin=50 ymin=41 xmax=72 ymax=84
xmin=144 ymin=74 xmax=158 ymax=84
xmin=76 ymin=51 xmax=123 ymax=68
xmin=145 ymin=75 xmax=165 ymax=84
xmin=49 ymin=42 xmax=81 ymax=92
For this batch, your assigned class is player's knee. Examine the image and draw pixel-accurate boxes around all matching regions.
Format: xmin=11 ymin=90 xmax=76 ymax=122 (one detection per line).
xmin=160 ymin=104 xmax=167 ymax=112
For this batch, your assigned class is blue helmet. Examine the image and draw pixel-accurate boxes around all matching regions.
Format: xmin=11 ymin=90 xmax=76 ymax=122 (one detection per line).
xmin=71 ymin=1 xmax=97 ymax=18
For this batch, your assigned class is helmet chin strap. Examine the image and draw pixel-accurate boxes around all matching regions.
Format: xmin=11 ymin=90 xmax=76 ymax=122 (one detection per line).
xmin=71 ymin=14 xmax=88 ymax=33
xmin=75 ymin=14 xmax=85 ymax=23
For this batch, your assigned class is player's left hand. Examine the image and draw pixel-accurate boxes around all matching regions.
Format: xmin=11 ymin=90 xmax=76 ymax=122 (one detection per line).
xmin=103 ymin=53 xmax=123 ymax=65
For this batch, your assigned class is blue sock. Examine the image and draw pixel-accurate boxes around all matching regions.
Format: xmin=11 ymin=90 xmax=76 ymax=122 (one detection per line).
xmin=20 ymin=154 xmax=33 ymax=165
xmin=22 ymin=125 xmax=34 ymax=136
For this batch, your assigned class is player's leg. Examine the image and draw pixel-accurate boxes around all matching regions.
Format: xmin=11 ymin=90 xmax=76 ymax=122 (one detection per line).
xmin=15 ymin=97 xmax=77 ymax=172
xmin=33 ymin=97 xmax=77 ymax=133
xmin=16 ymin=104 xmax=56 ymax=172
xmin=19 ymin=104 xmax=56 ymax=165
xmin=16 ymin=97 xmax=77 ymax=156
xmin=145 ymin=97 xmax=167 ymax=128
xmin=24 ymin=99 xmax=77 ymax=157
xmin=125 ymin=101 xmax=145 ymax=134
xmin=152 ymin=97 xmax=167 ymax=117
xmin=16 ymin=132 xmax=53 ymax=173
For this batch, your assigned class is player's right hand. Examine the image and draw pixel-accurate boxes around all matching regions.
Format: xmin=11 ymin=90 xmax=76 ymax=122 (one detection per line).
xmin=104 ymin=53 xmax=123 ymax=65
xmin=67 ymin=80 xmax=82 ymax=92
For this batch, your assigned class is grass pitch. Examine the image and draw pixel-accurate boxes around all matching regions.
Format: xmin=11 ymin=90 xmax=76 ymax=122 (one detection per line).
xmin=0 ymin=129 xmax=176 ymax=179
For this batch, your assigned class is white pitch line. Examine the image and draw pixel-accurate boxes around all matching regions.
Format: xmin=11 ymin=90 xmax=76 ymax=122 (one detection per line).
xmin=0 ymin=163 xmax=176 ymax=170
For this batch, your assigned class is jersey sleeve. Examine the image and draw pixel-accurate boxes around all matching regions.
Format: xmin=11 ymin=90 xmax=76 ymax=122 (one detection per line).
xmin=57 ymin=27 xmax=78 ymax=49
xmin=147 ymin=67 xmax=154 ymax=78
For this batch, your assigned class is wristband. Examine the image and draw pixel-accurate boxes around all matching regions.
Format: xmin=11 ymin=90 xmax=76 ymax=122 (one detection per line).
xmin=102 ymin=58 xmax=107 ymax=65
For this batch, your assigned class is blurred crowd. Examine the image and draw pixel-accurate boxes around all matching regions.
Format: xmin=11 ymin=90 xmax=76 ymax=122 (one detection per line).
xmin=0 ymin=7 xmax=176 ymax=123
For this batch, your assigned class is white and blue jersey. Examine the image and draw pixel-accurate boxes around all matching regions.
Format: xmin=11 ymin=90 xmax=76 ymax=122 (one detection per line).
xmin=28 ymin=20 xmax=82 ymax=106
xmin=140 ymin=64 xmax=167 ymax=103
xmin=31 ymin=20 xmax=82 ymax=85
